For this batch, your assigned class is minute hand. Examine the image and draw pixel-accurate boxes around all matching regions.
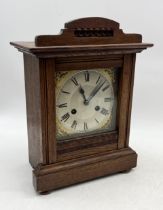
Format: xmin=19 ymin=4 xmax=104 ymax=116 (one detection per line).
xmin=86 ymin=80 xmax=106 ymax=104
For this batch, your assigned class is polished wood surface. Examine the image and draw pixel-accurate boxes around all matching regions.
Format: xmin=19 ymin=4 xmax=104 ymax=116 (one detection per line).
xmin=33 ymin=148 xmax=137 ymax=192
xmin=23 ymin=55 xmax=44 ymax=168
xmin=118 ymin=54 xmax=136 ymax=149
xmin=10 ymin=42 xmax=153 ymax=54
xmin=34 ymin=17 xmax=142 ymax=46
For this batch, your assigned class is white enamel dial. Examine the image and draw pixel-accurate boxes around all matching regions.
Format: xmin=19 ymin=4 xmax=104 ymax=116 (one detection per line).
xmin=56 ymin=69 xmax=115 ymax=139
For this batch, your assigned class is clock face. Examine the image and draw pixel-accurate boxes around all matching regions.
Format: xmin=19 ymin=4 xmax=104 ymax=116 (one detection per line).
xmin=56 ymin=68 xmax=118 ymax=140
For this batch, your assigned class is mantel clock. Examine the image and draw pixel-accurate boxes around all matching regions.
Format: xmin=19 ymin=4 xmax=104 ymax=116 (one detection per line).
xmin=10 ymin=17 xmax=153 ymax=193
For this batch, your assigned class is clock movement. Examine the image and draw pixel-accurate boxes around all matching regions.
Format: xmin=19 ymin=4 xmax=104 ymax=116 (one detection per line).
xmin=10 ymin=17 xmax=153 ymax=193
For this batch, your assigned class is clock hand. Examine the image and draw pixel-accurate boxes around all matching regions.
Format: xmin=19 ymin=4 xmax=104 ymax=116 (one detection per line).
xmin=86 ymin=80 xmax=106 ymax=104
xmin=79 ymin=85 xmax=87 ymax=103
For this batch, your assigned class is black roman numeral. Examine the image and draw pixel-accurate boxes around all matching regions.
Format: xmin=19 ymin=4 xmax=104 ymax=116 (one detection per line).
xmin=95 ymin=118 xmax=99 ymax=123
xmin=61 ymin=90 xmax=70 ymax=94
xmin=57 ymin=103 xmax=67 ymax=108
xmin=84 ymin=122 xmax=88 ymax=130
xmin=61 ymin=113 xmax=70 ymax=122
xmin=71 ymin=77 xmax=79 ymax=86
xmin=102 ymin=84 xmax=110 ymax=92
xmin=100 ymin=108 xmax=109 ymax=115
xmin=84 ymin=71 xmax=89 ymax=82
xmin=104 ymin=98 xmax=112 ymax=102
xmin=71 ymin=120 xmax=77 ymax=129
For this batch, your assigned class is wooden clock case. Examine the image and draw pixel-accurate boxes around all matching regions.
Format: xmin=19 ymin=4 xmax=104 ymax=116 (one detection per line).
xmin=10 ymin=17 xmax=153 ymax=193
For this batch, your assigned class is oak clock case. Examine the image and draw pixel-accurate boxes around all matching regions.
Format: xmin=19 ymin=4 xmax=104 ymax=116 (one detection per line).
xmin=10 ymin=17 xmax=153 ymax=193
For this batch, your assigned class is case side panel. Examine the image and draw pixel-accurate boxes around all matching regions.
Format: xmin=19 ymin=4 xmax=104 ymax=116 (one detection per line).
xmin=23 ymin=54 xmax=44 ymax=168
xmin=45 ymin=58 xmax=57 ymax=163
xmin=125 ymin=54 xmax=136 ymax=146
xmin=118 ymin=54 xmax=135 ymax=148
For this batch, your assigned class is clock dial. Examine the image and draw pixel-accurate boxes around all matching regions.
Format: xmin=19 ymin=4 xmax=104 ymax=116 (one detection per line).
xmin=56 ymin=68 xmax=117 ymax=140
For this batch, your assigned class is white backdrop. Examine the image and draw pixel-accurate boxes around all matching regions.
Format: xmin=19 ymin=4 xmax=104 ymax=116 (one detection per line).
xmin=0 ymin=0 xmax=163 ymax=210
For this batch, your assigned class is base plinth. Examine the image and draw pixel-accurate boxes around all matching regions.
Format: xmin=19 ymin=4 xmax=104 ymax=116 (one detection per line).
xmin=33 ymin=147 xmax=137 ymax=193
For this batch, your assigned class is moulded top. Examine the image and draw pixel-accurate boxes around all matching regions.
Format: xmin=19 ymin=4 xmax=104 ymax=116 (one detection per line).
xmin=10 ymin=17 xmax=153 ymax=57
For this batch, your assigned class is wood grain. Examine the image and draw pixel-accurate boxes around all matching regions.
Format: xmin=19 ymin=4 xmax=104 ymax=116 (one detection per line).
xmin=57 ymin=132 xmax=118 ymax=161
xmin=35 ymin=17 xmax=142 ymax=46
xmin=56 ymin=55 xmax=123 ymax=71
xmin=125 ymin=54 xmax=136 ymax=146
xmin=45 ymin=59 xmax=57 ymax=163
xmin=118 ymin=54 xmax=134 ymax=148
xmin=10 ymin=42 xmax=153 ymax=58
xmin=23 ymin=54 xmax=44 ymax=168
xmin=33 ymin=147 xmax=137 ymax=192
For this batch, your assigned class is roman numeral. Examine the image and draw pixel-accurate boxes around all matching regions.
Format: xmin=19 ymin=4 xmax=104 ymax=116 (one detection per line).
xmin=84 ymin=122 xmax=88 ymax=130
xmin=61 ymin=90 xmax=70 ymax=94
xmin=96 ymin=75 xmax=101 ymax=84
xmin=61 ymin=113 xmax=70 ymax=122
xmin=104 ymin=97 xmax=112 ymax=102
xmin=71 ymin=120 xmax=77 ymax=129
xmin=84 ymin=71 xmax=89 ymax=82
xmin=100 ymin=108 xmax=109 ymax=115
xmin=102 ymin=84 xmax=110 ymax=92
xmin=95 ymin=118 xmax=99 ymax=123
xmin=57 ymin=103 xmax=67 ymax=108
xmin=71 ymin=77 xmax=79 ymax=86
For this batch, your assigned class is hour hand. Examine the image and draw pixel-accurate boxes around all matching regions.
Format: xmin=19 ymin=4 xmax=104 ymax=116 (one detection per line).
xmin=79 ymin=85 xmax=87 ymax=103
